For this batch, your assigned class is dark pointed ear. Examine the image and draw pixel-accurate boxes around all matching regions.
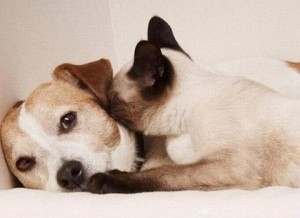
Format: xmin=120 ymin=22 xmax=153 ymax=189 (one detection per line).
xmin=148 ymin=16 xmax=180 ymax=49
xmin=53 ymin=59 xmax=113 ymax=109
xmin=130 ymin=40 xmax=164 ymax=88
xmin=148 ymin=16 xmax=190 ymax=58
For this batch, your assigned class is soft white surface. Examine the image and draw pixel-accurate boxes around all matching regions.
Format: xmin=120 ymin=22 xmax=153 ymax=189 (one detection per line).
xmin=0 ymin=187 xmax=299 ymax=218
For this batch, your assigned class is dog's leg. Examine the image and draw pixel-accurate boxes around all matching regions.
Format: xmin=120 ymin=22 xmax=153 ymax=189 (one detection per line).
xmin=86 ymin=150 xmax=263 ymax=194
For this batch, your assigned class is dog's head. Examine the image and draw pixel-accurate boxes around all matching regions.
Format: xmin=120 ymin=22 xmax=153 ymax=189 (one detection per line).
xmin=0 ymin=59 xmax=138 ymax=191
xmin=110 ymin=16 xmax=191 ymax=133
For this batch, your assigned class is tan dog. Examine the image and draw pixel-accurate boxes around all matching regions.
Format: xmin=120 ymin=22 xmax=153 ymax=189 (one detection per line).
xmin=85 ymin=16 xmax=300 ymax=194
xmin=0 ymin=59 xmax=144 ymax=191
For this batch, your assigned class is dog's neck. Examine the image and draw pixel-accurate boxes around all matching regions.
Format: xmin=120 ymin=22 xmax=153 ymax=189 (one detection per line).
xmin=142 ymin=49 xmax=243 ymax=136
xmin=109 ymin=124 xmax=144 ymax=172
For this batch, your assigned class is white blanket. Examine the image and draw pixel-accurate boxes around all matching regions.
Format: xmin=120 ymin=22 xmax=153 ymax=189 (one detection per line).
xmin=0 ymin=187 xmax=299 ymax=218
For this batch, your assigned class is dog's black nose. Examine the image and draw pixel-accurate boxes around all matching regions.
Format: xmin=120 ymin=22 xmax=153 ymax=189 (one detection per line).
xmin=57 ymin=160 xmax=84 ymax=190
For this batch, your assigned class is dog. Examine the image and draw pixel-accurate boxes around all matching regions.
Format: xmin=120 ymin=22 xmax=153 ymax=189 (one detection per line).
xmin=86 ymin=16 xmax=300 ymax=194
xmin=0 ymin=59 xmax=146 ymax=191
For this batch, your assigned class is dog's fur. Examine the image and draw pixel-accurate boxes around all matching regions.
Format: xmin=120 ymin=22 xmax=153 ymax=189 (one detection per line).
xmin=94 ymin=16 xmax=300 ymax=194
xmin=0 ymin=59 xmax=141 ymax=191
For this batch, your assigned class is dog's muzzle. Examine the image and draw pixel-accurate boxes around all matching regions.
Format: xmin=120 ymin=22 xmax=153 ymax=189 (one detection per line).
xmin=57 ymin=160 xmax=84 ymax=190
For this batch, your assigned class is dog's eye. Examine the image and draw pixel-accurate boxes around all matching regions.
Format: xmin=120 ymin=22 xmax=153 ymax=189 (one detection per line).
xmin=16 ymin=157 xmax=35 ymax=172
xmin=60 ymin=112 xmax=77 ymax=133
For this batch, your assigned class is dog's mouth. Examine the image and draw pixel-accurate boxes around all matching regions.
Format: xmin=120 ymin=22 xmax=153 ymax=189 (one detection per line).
xmin=67 ymin=179 xmax=86 ymax=192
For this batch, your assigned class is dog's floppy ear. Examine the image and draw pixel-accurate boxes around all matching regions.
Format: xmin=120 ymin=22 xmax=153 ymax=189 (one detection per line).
xmin=129 ymin=40 xmax=165 ymax=88
xmin=53 ymin=59 xmax=113 ymax=109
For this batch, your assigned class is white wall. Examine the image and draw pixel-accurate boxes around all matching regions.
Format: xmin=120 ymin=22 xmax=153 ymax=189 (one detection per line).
xmin=110 ymin=0 xmax=300 ymax=68
xmin=0 ymin=0 xmax=116 ymax=189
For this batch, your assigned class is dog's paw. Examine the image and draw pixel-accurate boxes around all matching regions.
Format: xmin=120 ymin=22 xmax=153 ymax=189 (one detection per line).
xmin=86 ymin=172 xmax=130 ymax=194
